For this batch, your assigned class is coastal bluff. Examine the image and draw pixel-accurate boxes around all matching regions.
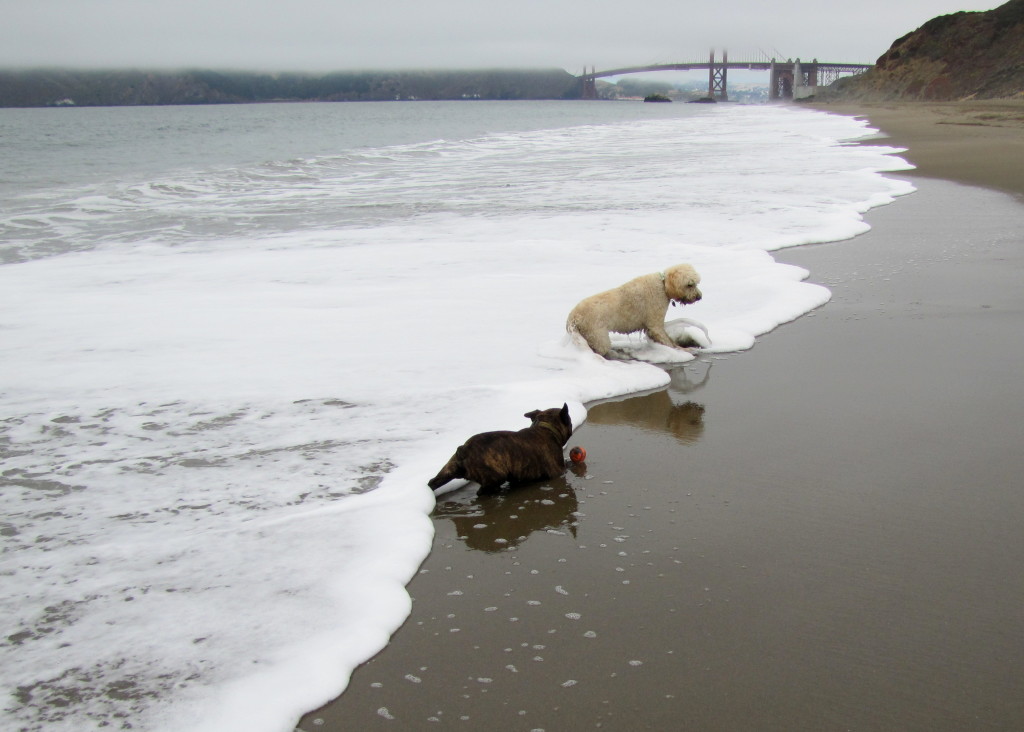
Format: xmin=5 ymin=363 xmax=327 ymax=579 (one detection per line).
xmin=825 ymin=0 xmax=1024 ymax=101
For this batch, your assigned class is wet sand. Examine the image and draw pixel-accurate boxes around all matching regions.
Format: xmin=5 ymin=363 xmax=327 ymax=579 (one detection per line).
xmin=298 ymin=115 xmax=1024 ymax=731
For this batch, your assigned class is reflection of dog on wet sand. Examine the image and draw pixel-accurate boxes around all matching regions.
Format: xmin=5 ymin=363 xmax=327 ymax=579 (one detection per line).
xmin=435 ymin=483 xmax=580 ymax=552
xmin=588 ymin=395 xmax=705 ymax=444
xmin=428 ymin=404 xmax=573 ymax=494
xmin=566 ymin=264 xmax=703 ymax=357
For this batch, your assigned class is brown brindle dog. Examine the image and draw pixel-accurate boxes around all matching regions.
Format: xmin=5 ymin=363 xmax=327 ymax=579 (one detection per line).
xmin=428 ymin=404 xmax=573 ymax=494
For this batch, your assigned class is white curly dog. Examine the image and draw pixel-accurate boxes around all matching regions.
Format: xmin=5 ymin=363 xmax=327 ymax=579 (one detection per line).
xmin=566 ymin=264 xmax=704 ymax=357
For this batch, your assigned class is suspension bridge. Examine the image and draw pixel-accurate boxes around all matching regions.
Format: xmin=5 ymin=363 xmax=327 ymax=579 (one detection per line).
xmin=579 ymin=49 xmax=872 ymax=100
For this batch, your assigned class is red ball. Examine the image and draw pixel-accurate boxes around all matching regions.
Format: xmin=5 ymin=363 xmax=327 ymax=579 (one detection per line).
xmin=569 ymin=446 xmax=587 ymax=463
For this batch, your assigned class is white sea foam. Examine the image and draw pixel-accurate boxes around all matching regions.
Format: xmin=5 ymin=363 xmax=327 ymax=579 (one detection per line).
xmin=0 ymin=103 xmax=912 ymax=732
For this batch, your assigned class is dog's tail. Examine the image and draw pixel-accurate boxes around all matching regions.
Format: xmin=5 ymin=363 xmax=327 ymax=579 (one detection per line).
xmin=427 ymin=448 xmax=465 ymax=491
xmin=566 ymin=312 xmax=592 ymax=344
xmin=565 ymin=323 xmax=591 ymax=352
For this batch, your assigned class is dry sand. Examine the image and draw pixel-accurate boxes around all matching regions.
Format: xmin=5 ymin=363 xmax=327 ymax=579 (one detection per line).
xmin=298 ymin=105 xmax=1024 ymax=731
xmin=811 ymin=99 xmax=1024 ymax=199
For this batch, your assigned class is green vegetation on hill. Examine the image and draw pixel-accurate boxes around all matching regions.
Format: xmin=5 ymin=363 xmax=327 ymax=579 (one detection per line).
xmin=0 ymin=68 xmax=582 ymax=108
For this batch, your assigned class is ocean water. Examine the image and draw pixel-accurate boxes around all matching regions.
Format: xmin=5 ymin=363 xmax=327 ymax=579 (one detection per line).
xmin=0 ymin=100 xmax=913 ymax=731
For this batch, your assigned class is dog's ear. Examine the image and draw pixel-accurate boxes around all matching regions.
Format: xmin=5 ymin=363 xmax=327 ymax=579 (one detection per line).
xmin=559 ymin=403 xmax=571 ymax=427
xmin=524 ymin=410 xmax=540 ymax=421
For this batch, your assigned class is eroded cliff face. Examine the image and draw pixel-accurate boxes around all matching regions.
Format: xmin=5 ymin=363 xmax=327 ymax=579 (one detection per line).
xmin=829 ymin=0 xmax=1024 ymax=101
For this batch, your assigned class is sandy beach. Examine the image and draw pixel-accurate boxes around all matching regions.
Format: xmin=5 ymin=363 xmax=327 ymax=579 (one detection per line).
xmin=298 ymin=105 xmax=1024 ymax=731
xmin=811 ymin=99 xmax=1024 ymax=199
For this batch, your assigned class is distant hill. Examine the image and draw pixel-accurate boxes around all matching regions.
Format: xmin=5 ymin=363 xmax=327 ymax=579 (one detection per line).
xmin=0 ymin=68 xmax=582 ymax=108
xmin=826 ymin=0 xmax=1024 ymax=101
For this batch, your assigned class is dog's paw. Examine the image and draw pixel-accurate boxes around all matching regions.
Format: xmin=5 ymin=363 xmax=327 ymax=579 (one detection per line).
xmin=672 ymin=333 xmax=704 ymax=348
xmin=604 ymin=347 xmax=634 ymax=361
xmin=665 ymin=318 xmax=711 ymax=349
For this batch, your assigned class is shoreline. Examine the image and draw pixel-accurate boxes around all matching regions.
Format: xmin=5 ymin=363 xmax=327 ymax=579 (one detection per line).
xmin=298 ymin=106 xmax=1024 ymax=731
xmin=808 ymin=99 xmax=1024 ymax=199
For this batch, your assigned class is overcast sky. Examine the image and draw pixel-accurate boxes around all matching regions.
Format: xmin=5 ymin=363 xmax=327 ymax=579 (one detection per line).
xmin=0 ymin=0 xmax=1003 ymax=73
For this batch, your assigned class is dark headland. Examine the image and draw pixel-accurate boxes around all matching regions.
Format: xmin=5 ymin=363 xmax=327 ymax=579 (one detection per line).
xmin=0 ymin=68 xmax=582 ymax=107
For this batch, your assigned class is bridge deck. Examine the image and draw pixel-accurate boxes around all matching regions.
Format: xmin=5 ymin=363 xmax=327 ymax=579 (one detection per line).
xmin=583 ymin=61 xmax=872 ymax=80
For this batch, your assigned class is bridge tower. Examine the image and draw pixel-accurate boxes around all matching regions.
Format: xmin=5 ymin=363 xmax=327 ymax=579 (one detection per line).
xmin=708 ymin=49 xmax=728 ymax=101
xmin=581 ymin=66 xmax=598 ymax=99
xmin=769 ymin=60 xmax=793 ymax=100
xmin=793 ymin=59 xmax=819 ymax=99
